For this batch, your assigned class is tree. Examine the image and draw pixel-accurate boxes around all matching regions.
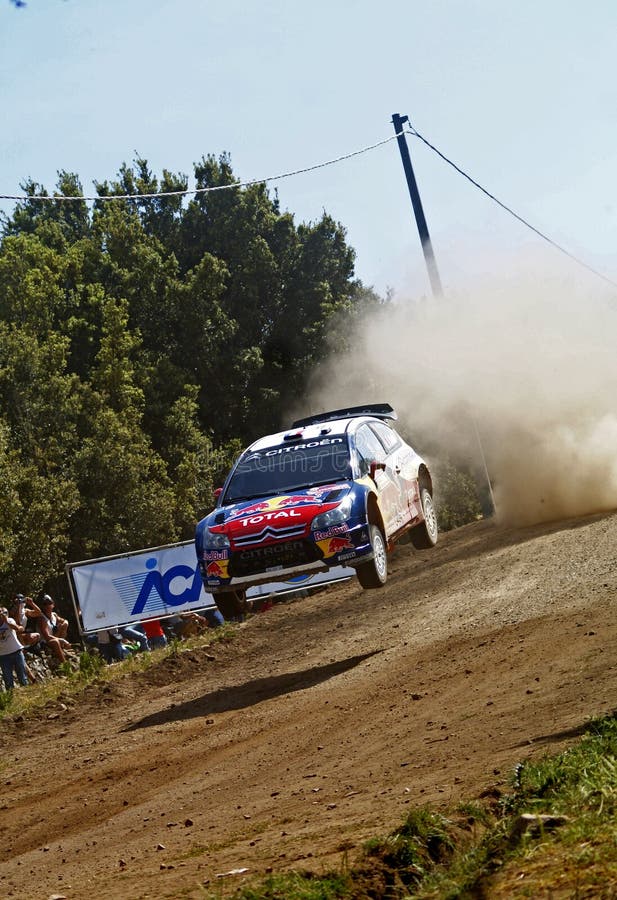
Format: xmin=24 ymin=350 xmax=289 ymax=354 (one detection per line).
xmin=2 ymin=173 xmax=89 ymax=242
xmin=0 ymin=151 xmax=383 ymax=591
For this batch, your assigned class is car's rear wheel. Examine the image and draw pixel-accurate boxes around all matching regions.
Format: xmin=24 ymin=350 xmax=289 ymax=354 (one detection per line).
xmin=215 ymin=590 xmax=248 ymax=622
xmin=356 ymin=524 xmax=388 ymax=589
xmin=409 ymin=487 xmax=439 ymax=549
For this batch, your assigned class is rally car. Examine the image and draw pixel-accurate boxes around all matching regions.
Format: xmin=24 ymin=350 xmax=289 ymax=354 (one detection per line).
xmin=195 ymin=404 xmax=438 ymax=619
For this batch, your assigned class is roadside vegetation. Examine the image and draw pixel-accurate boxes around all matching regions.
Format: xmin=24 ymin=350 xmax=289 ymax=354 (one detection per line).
xmin=0 ymin=157 xmax=481 ymax=611
xmin=205 ymin=713 xmax=617 ymax=899
xmin=0 ymin=157 xmax=385 ymax=601
xmin=0 ymin=624 xmax=235 ymax=720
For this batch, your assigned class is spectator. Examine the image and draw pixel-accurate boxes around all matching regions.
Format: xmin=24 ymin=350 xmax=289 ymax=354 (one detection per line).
xmin=0 ymin=606 xmax=29 ymax=689
xmin=96 ymin=627 xmax=131 ymax=663
xmin=202 ymin=607 xmax=225 ymax=628
xmin=37 ymin=595 xmax=71 ymax=663
xmin=167 ymin=609 xmax=224 ymax=640
xmin=7 ymin=595 xmax=43 ymax=684
xmin=141 ymin=618 xmax=167 ymax=649
xmin=120 ymin=623 xmax=150 ymax=652
xmin=8 ymin=594 xmax=42 ymax=649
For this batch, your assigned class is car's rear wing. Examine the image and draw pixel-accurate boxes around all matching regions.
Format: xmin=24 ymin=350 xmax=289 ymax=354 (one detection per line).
xmin=292 ymin=403 xmax=397 ymax=429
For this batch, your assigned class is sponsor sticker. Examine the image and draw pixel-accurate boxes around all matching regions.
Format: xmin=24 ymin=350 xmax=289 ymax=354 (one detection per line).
xmin=313 ymin=523 xmax=350 ymax=541
xmin=337 ymin=551 xmax=357 ymax=562
xmin=326 ymin=536 xmax=354 ymax=554
xmin=263 ymin=438 xmax=344 ymax=456
xmin=204 ymin=549 xmax=229 ymax=561
xmin=242 ymin=509 xmax=302 ymax=526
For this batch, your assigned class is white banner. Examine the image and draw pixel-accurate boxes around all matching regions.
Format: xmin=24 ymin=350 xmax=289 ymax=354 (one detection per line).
xmin=67 ymin=541 xmax=353 ymax=632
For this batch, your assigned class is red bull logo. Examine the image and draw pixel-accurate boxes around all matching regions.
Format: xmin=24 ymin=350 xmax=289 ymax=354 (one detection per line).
xmin=206 ymin=561 xmax=224 ymax=578
xmin=327 ymin=536 xmax=354 ymax=554
xmin=204 ymin=549 xmax=228 ymax=561
xmin=281 ymin=494 xmax=317 ymax=505
xmin=231 ymin=493 xmax=321 ymax=521
xmin=233 ymin=500 xmax=272 ymax=516
xmin=315 ymin=533 xmax=356 ymax=558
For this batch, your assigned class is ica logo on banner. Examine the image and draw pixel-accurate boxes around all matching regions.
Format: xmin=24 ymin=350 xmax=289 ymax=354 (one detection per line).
xmin=112 ymin=557 xmax=204 ymax=616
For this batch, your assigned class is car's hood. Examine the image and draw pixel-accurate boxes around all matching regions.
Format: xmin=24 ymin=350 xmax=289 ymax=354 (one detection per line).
xmin=212 ymin=483 xmax=351 ymax=547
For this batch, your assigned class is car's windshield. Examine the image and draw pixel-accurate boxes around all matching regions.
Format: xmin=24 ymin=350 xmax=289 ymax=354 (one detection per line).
xmin=224 ymin=438 xmax=352 ymax=502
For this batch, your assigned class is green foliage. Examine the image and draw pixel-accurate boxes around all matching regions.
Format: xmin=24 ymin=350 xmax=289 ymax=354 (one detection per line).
xmin=0 ymin=420 xmax=22 ymax=571
xmin=508 ymin=715 xmax=617 ymax=818
xmin=0 ymin=689 xmax=14 ymax=711
xmin=0 ymin=157 xmax=374 ymax=593
xmin=433 ymin=456 xmax=483 ymax=531
xmin=231 ymin=872 xmax=353 ymax=900
xmin=77 ymin=649 xmax=105 ymax=679
xmin=363 ymin=807 xmax=456 ymax=889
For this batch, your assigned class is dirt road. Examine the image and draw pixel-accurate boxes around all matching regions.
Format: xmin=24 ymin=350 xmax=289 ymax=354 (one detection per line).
xmin=1 ymin=511 xmax=616 ymax=899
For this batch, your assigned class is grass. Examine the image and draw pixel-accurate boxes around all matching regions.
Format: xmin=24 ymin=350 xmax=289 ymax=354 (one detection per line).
xmin=202 ymin=712 xmax=617 ymax=899
xmin=0 ymin=623 xmax=236 ymax=721
xmin=234 ymin=873 xmax=354 ymax=899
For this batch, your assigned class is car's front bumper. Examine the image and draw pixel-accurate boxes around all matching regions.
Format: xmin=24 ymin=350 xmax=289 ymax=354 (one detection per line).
xmin=199 ymin=521 xmax=372 ymax=593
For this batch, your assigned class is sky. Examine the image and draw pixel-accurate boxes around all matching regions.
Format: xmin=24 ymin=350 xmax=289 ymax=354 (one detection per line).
xmin=1 ymin=0 xmax=616 ymax=299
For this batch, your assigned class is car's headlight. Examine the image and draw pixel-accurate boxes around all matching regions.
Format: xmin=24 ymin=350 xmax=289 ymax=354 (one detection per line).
xmin=311 ymin=494 xmax=353 ymax=531
xmin=202 ymin=525 xmax=230 ymax=549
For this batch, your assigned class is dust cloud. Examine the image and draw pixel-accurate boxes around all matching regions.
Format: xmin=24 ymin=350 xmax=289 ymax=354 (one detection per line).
xmin=301 ymin=266 xmax=617 ymax=526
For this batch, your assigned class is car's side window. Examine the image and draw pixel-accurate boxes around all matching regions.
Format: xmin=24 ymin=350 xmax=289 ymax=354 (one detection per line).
xmin=355 ymin=425 xmax=387 ymax=474
xmin=370 ymin=421 xmax=401 ymax=454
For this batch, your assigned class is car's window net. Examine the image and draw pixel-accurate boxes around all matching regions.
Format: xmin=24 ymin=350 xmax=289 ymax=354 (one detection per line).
xmin=370 ymin=421 xmax=401 ymax=453
xmin=355 ymin=425 xmax=387 ymax=464
xmin=224 ymin=438 xmax=352 ymax=502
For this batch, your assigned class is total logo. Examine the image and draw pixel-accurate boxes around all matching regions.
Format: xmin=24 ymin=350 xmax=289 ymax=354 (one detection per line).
xmin=112 ymin=557 xmax=204 ymax=616
xmin=240 ymin=508 xmax=302 ymax=527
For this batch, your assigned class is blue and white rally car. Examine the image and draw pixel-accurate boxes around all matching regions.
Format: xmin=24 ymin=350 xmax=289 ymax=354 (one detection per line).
xmin=195 ymin=404 xmax=438 ymax=619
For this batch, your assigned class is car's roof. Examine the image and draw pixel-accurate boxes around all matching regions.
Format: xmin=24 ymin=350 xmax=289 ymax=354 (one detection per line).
xmin=247 ymin=416 xmax=387 ymax=452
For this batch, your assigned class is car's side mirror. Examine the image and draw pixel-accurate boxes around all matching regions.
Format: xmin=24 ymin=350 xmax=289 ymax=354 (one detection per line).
xmin=213 ymin=487 xmax=223 ymax=503
xmin=369 ymin=460 xmax=386 ymax=480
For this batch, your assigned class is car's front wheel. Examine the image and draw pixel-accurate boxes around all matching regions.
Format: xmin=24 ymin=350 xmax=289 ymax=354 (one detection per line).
xmin=356 ymin=524 xmax=388 ymax=589
xmin=409 ymin=488 xmax=439 ymax=549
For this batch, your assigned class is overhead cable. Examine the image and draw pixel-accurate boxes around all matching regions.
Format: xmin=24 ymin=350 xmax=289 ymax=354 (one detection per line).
xmin=404 ymin=122 xmax=617 ymax=291
xmin=0 ymin=133 xmax=400 ymax=203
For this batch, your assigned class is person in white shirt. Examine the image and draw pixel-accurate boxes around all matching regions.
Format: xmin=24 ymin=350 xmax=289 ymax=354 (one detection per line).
xmin=8 ymin=594 xmax=41 ymax=649
xmin=0 ymin=607 xmax=29 ymax=689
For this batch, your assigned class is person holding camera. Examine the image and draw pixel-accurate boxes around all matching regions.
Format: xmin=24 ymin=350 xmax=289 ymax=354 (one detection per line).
xmin=8 ymin=594 xmax=42 ymax=649
xmin=0 ymin=606 xmax=29 ymax=689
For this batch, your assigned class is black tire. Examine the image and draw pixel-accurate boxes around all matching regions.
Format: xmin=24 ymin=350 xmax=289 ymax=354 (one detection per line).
xmin=356 ymin=524 xmax=388 ymax=589
xmin=409 ymin=487 xmax=439 ymax=550
xmin=215 ymin=590 xmax=248 ymax=622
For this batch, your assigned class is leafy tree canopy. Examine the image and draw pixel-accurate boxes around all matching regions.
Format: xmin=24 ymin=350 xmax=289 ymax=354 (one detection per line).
xmin=0 ymin=155 xmax=382 ymax=599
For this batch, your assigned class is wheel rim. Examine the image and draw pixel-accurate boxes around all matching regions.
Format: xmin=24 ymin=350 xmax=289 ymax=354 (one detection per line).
xmin=423 ymin=493 xmax=438 ymax=540
xmin=373 ymin=529 xmax=387 ymax=580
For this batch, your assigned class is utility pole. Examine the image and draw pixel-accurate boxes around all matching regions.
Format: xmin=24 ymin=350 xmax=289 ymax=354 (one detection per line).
xmin=391 ymin=112 xmax=495 ymax=515
xmin=391 ymin=113 xmax=443 ymax=298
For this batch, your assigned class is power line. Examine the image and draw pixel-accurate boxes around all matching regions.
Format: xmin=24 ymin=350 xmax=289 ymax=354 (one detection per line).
xmin=404 ymin=122 xmax=617 ymax=291
xmin=3 ymin=118 xmax=615 ymax=291
xmin=0 ymin=133 xmax=400 ymax=203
